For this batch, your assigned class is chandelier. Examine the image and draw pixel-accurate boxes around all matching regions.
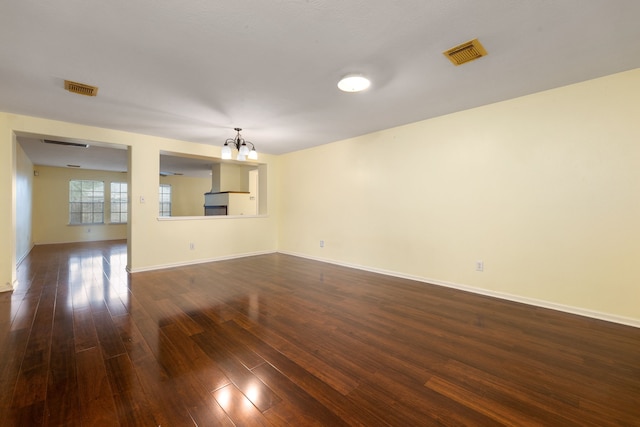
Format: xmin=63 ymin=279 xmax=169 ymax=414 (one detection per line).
xmin=221 ymin=128 xmax=258 ymax=161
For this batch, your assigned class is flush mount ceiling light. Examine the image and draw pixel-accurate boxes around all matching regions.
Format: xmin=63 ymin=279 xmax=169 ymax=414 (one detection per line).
xmin=337 ymin=74 xmax=371 ymax=92
xmin=221 ymin=128 xmax=258 ymax=161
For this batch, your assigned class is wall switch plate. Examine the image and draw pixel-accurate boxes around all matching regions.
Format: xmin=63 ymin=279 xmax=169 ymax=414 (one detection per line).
xmin=476 ymin=260 xmax=484 ymax=272
xmin=320 ymin=240 xmax=325 ymax=248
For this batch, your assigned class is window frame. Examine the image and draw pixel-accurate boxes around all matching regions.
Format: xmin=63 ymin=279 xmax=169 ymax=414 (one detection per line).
xmin=110 ymin=182 xmax=128 ymax=224
xmin=159 ymin=184 xmax=171 ymax=217
xmin=69 ymin=179 xmax=105 ymax=225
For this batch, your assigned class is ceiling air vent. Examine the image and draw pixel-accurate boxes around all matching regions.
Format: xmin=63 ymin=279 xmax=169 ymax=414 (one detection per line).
xmin=64 ymin=80 xmax=99 ymax=96
xmin=43 ymin=139 xmax=89 ymax=148
xmin=443 ymin=38 xmax=487 ymax=66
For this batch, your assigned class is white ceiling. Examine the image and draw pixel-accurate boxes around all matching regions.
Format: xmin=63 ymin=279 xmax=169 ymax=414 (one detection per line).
xmin=3 ymin=1 xmax=640 ymax=171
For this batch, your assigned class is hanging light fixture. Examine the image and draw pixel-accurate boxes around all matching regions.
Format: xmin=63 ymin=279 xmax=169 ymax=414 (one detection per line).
xmin=221 ymin=128 xmax=258 ymax=161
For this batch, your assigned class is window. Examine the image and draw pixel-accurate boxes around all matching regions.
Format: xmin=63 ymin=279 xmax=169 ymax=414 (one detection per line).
xmin=159 ymin=184 xmax=171 ymax=216
xmin=69 ymin=180 xmax=104 ymax=224
xmin=110 ymin=182 xmax=128 ymax=223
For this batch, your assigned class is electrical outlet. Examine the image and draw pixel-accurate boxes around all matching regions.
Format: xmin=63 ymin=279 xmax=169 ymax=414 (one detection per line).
xmin=475 ymin=260 xmax=484 ymax=272
xmin=320 ymin=240 xmax=325 ymax=248
xmin=189 ymin=243 xmax=195 ymax=250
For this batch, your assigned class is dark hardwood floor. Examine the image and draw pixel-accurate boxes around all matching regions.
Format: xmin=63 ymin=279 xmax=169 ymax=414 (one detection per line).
xmin=1 ymin=241 xmax=639 ymax=426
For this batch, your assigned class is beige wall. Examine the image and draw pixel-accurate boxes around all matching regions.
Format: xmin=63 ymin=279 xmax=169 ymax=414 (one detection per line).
xmin=32 ymin=166 xmax=128 ymax=244
xmin=211 ymin=163 xmax=253 ymax=193
xmin=16 ymin=143 xmax=33 ymax=262
xmin=1 ymin=69 xmax=639 ymax=324
xmin=278 ymin=69 xmax=640 ymax=323
xmin=127 ymin=142 xmax=278 ymax=271
xmin=0 ymin=113 xmax=279 ymax=281
xmin=0 ymin=115 xmax=16 ymax=291
xmin=159 ymin=174 xmax=211 ymax=216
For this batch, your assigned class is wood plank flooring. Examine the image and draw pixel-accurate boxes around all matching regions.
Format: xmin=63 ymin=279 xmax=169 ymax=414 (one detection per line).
xmin=1 ymin=240 xmax=639 ymax=426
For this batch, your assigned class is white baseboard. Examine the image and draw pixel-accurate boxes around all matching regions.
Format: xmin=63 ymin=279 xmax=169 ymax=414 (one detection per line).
xmin=278 ymin=251 xmax=640 ymax=329
xmin=16 ymin=243 xmax=34 ymax=266
xmin=0 ymin=279 xmax=17 ymax=293
xmin=33 ymin=238 xmax=126 ymax=246
xmin=127 ymin=250 xmax=276 ymax=274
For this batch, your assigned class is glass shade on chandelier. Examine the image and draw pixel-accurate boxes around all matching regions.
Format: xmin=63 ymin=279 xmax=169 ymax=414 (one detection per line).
xmin=222 ymin=128 xmax=257 ymax=161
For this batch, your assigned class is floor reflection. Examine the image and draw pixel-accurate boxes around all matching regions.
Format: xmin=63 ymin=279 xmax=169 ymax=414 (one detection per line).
xmin=64 ymin=243 xmax=130 ymax=312
xmin=5 ymin=241 xmax=639 ymax=425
